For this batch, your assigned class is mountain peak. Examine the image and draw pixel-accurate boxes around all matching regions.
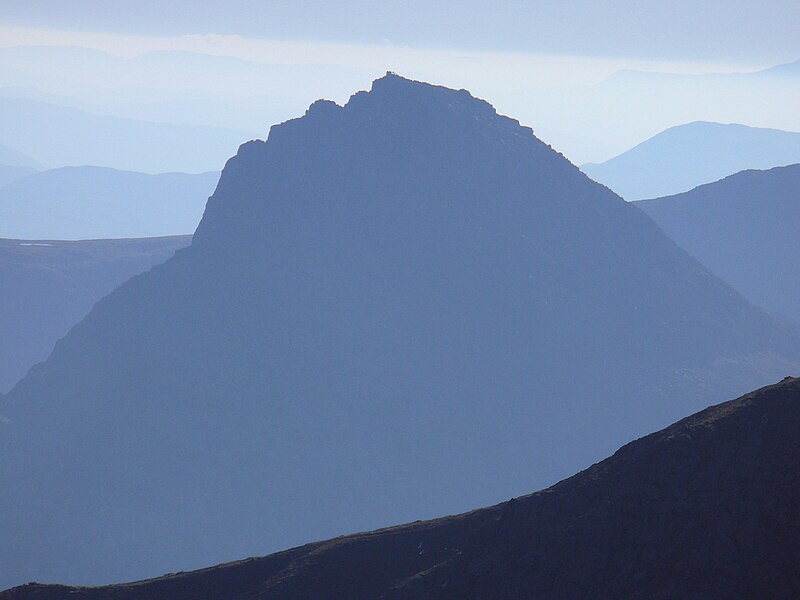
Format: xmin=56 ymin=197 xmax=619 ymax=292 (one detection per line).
xmin=369 ymin=71 xmax=452 ymax=94
xmin=263 ymin=74 xmax=507 ymax=150
xmin=196 ymin=74 xmax=566 ymax=249
xmin=3 ymin=76 xmax=800 ymax=589
xmin=372 ymin=69 xmax=414 ymax=86
xmin=361 ymin=71 xmax=499 ymax=118
xmin=369 ymin=71 xmax=465 ymax=94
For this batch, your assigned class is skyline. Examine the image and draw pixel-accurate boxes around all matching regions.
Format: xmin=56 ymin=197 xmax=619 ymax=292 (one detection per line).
xmin=1 ymin=4 xmax=799 ymax=164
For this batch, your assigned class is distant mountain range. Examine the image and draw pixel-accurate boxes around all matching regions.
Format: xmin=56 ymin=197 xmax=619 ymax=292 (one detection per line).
xmin=606 ymin=58 xmax=800 ymax=84
xmin=0 ymin=96 xmax=249 ymax=173
xmin=1 ymin=75 xmax=798 ymax=588
xmin=0 ymin=236 xmax=191 ymax=393
xmin=527 ymin=58 xmax=800 ymax=164
xmin=759 ymin=58 xmax=800 ymax=78
xmin=6 ymin=376 xmax=798 ymax=598
xmin=0 ymin=143 xmax=40 ymax=169
xmin=581 ymin=122 xmax=800 ymax=200
xmin=0 ymin=166 xmax=219 ymax=239
xmin=0 ymin=144 xmax=40 ymax=187
xmin=0 ymin=45 xmax=370 ymax=134
xmin=0 ymin=165 xmax=36 ymax=188
xmin=637 ymin=164 xmax=800 ymax=325
xmin=3 ymin=46 xmax=799 ymax=168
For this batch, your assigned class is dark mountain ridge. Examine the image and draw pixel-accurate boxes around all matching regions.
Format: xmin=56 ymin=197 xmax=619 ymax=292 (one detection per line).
xmin=6 ymin=377 xmax=799 ymax=599
xmin=637 ymin=164 xmax=800 ymax=324
xmin=1 ymin=74 xmax=799 ymax=588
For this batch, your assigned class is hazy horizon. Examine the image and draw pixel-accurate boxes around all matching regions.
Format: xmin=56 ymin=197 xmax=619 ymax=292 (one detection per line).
xmin=1 ymin=2 xmax=799 ymax=165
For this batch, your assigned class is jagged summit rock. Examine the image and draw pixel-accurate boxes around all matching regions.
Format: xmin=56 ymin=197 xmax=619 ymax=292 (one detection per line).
xmin=1 ymin=75 xmax=799 ymax=588
xmin=7 ymin=377 xmax=799 ymax=599
xmin=194 ymin=73 xmax=583 ymax=251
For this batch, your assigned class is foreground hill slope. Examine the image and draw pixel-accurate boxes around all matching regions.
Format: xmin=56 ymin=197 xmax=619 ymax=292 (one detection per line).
xmin=0 ymin=166 xmax=218 ymax=239
xmin=582 ymin=122 xmax=800 ymax=200
xmin=2 ymin=74 xmax=799 ymax=587
xmin=0 ymin=236 xmax=192 ymax=393
xmin=637 ymin=164 xmax=800 ymax=324
xmin=6 ymin=377 xmax=799 ymax=599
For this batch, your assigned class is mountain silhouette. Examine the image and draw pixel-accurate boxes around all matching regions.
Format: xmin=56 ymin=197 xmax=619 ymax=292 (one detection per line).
xmin=0 ymin=236 xmax=191 ymax=393
xmin=1 ymin=74 xmax=799 ymax=588
xmin=582 ymin=122 xmax=800 ymax=199
xmin=0 ymin=167 xmax=218 ymax=239
xmin=5 ymin=377 xmax=798 ymax=599
xmin=637 ymin=164 xmax=800 ymax=324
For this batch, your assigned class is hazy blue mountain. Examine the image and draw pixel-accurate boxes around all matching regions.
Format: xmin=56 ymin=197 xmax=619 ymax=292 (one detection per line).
xmin=606 ymin=58 xmax=800 ymax=85
xmin=523 ymin=58 xmax=800 ymax=164
xmin=0 ymin=143 xmax=41 ymax=187
xmin=6 ymin=377 xmax=799 ymax=599
xmin=0 ymin=164 xmax=36 ymax=188
xmin=0 ymin=236 xmax=191 ymax=394
xmin=581 ymin=122 xmax=800 ymax=200
xmin=0 ymin=143 xmax=39 ymax=169
xmin=0 ymin=167 xmax=219 ymax=239
xmin=637 ymin=164 xmax=800 ymax=324
xmin=0 ymin=96 xmax=249 ymax=173
xmin=759 ymin=58 xmax=800 ymax=78
xmin=1 ymin=75 xmax=799 ymax=589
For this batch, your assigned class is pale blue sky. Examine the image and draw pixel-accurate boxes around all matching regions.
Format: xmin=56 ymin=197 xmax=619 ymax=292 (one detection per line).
xmin=2 ymin=0 xmax=799 ymax=62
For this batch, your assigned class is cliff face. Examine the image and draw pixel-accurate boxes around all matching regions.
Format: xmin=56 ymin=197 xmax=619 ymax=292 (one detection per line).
xmin=1 ymin=74 xmax=799 ymax=587
xmin=7 ymin=377 xmax=799 ymax=599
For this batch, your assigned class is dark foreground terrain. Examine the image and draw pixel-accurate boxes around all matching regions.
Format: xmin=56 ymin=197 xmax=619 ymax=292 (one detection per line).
xmin=5 ymin=376 xmax=799 ymax=599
